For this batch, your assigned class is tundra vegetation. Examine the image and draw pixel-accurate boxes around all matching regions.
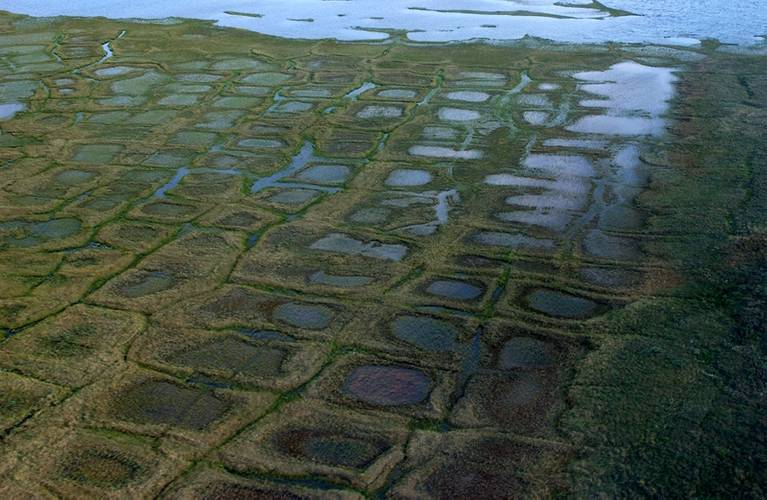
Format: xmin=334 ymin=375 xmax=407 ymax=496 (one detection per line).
xmin=0 ymin=10 xmax=764 ymax=498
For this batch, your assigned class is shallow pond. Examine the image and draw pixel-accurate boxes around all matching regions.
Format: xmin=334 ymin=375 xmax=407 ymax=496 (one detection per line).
xmin=268 ymin=188 xmax=319 ymax=205
xmin=538 ymin=83 xmax=560 ymax=91
xmin=524 ymin=154 xmax=595 ymax=178
xmin=568 ymin=115 xmax=667 ymax=136
xmin=272 ymin=302 xmax=334 ymax=330
xmin=567 ymin=61 xmax=677 ymax=137
xmin=343 ymin=365 xmax=431 ymax=406
xmin=345 ymin=81 xmax=376 ymax=99
xmin=525 ymin=288 xmax=599 ymax=319
xmin=269 ymin=101 xmax=313 ymax=114
xmin=251 ymin=141 xmax=314 ymax=193
xmin=93 ymin=66 xmax=137 ymax=77
xmin=421 ymin=126 xmax=459 ymax=140
xmin=308 ymin=271 xmax=373 ymax=288
xmin=438 ymin=107 xmax=480 ymax=122
xmin=445 ymin=91 xmax=490 ymax=103
xmin=0 ymin=102 xmax=24 ymax=120
xmin=518 ymin=94 xmax=552 ymax=107
xmin=583 ymin=229 xmax=640 ymax=260
xmin=409 ymin=145 xmax=482 ymax=160
xmin=170 ymin=337 xmax=285 ymax=377
xmin=543 ymin=138 xmax=609 ymax=150
xmin=273 ymin=428 xmax=388 ymax=469
xmin=385 ymin=169 xmax=432 ymax=187
xmin=497 ymin=209 xmax=572 ymax=231
xmin=114 ymin=380 xmax=228 ymax=430
xmin=140 ymin=200 xmax=197 ymax=218
xmin=472 ymin=231 xmax=555 ymax=251
xmin=296 ymin=164 xmax=351 ymax=185
xmin=310 ymin=233 xmax=408 ymax=262
xmin=214 ymin=96 xmax=262 ymax=109
xmin=56 ymin=169 xmax=96 ymax=186
xmin=425 ymin=279 xmax=483 ymax=301
xmin=576 ymin=61 xmax=676 ymax=115
xmin=378 ymin=89 xmax=416 ymax=99
xmin=72 ymin=144 xmax=122 ymax=164
xmin=356 ymin=105 xmax=403 ymax=119
xmin=290 ymin=88 xmax=332 ymax=98
xmin=390 ymin=315 xmax=458 ymax=352
xmin=0 ymin=217 xmax=82 ymax=248
xmin=523 ymin=111 xmax=549 ymax=125
xmin=505 ymin=192 xmax=585 ymax=210
xmin=238 ymin=138 xmax=284 ymax=149
xmin=158 ymin=94 xmax=200 ymax=106
xmin=240 ymin=72 xmax=291 ymax=85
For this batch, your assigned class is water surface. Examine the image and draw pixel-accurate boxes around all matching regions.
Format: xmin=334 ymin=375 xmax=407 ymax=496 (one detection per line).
xmin=4 ymin=1 xmax=764 ymax=45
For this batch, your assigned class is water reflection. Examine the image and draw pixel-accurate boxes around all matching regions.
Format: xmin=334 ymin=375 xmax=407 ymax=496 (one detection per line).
xmin=2 ymin=0 xmax=765 ymax=45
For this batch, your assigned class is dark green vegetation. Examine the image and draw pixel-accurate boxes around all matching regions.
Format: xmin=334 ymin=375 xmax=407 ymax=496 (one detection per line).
xmin=562 ymin=52 xmax=767 ymax=497
xmin=0 ymin=9 xmax=764 ymax=498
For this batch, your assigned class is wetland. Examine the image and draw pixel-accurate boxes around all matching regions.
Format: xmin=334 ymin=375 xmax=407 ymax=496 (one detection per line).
xmin=0 ymin=5 xmax=764 ymax=499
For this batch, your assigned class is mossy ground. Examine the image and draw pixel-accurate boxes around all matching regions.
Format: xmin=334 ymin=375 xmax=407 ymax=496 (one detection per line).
xmin=0 ymin=9 xmax=764 ymax=498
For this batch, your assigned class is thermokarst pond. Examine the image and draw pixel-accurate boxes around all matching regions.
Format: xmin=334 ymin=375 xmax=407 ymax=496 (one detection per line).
xmin=0 ymin=4 xmax=764 ymax=499
xmin=342 ymin=365 xmax=432 ymax=406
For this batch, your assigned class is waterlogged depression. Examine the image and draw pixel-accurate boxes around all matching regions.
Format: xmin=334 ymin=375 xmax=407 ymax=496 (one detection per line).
xmin=1 ymin=0 xmax=766 ymax=44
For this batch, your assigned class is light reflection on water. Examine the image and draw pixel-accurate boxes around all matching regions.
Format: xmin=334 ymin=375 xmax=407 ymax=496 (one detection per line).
xmin=1 ymin=0 xmax=765 ymax=45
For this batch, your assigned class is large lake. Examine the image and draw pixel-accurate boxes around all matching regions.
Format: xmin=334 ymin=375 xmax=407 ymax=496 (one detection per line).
xmin=1 ymin=0 xmax=765 ymax=45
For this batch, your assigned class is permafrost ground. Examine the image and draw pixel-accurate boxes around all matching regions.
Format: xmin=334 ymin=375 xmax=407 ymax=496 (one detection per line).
xmin=0 ymin=11 xmax=765 ymax=499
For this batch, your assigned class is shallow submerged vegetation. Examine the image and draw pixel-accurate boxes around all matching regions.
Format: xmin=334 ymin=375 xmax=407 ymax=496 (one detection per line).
xmin=0 ymin=8 xmax=764 ymax=498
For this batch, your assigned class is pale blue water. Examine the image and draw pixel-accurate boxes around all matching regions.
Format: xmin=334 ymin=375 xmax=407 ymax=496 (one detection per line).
xmin=1 ymin=0 xmax=765 ymax=45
